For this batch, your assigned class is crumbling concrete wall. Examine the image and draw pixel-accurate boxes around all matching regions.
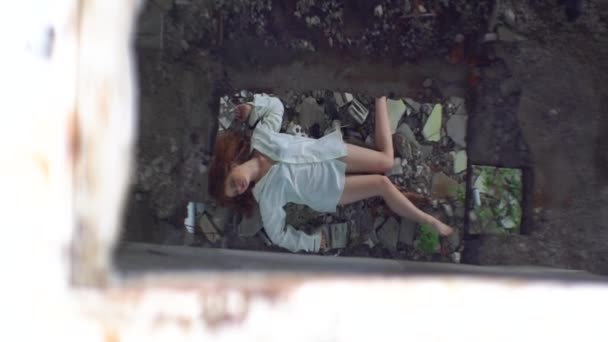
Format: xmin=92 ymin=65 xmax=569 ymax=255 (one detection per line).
xmin=5 ymin=1 xmax=608 ymax=340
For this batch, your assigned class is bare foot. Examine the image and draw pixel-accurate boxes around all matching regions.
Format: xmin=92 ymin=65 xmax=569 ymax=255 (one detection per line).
xmin=433 ymin=221 xmax=454 ymax=236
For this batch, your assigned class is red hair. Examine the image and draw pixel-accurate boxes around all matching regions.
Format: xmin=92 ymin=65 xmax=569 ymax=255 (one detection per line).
xmin=208 ymin=131 xmax=256 ymax=217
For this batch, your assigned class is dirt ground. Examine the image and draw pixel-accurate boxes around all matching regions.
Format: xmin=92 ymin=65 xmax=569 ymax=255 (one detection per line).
xmin=123 ymin=0 xmax=608 ymax=274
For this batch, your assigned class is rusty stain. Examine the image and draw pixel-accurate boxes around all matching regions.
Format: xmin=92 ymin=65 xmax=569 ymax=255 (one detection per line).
xmin=100 ymin=278 xmax=306 ymax=330
xmin=176 ymin=316 xmax=192 ymax=330
xmin=201 ymin=291 xmax=249 ymax=329
xmin=104 ymin=328 xmax=119 ymax=342
xmin=153 ymin=314 xmax=193 ymax=330
xmin=68 ymin=110 xmax=81 ymax=163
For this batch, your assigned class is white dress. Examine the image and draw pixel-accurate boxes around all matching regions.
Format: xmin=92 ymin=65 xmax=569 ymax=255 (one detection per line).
xmin=246 ymin=95 xmax=348 ymax=253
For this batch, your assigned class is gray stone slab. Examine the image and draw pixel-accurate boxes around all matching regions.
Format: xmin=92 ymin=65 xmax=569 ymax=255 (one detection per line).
xmin=238 ymin=207 xmax=264 ymax=237
xmin=387 ymin=99 xmax=407 ymax=133
xmin=449 ymin=96 xmax=467 ymax=116
xmin=385 ymin=158 xmax=404 ymax=176
xmin=328 ymin=222 xmax=349 ymax=249
xmin=398 ymin=219 xmax=416 ymax=246
xmin=447 ymin=114 xmax=467 ymax=147
xmin=297 ymin=97 xmax=326 ymax=131
xmin=377 ymin=217 xmax=399 ymax=252
xmin=404 ymin=98 xmax=421 ymax=113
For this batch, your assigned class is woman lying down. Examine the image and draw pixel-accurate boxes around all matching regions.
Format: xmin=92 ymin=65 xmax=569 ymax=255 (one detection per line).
xmin=209 ymin=94 xmax=453 ymax=253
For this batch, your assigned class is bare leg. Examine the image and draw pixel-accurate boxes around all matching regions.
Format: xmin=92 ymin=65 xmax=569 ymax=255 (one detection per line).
xmin=341 ymin=96 xmax=394 ymax=174
xmin=372 ymin=96 xmax=394 ymax=159
xmin=339 ymin=175 xmax=453 ymax=236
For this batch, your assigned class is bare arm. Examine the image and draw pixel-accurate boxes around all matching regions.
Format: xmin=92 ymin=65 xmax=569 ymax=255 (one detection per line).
xmin=247 ymin=94 xmax=284 ymax=132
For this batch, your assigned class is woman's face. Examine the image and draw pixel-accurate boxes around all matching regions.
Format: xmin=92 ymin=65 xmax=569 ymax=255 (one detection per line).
xmin=225 ymin=164 xmax=250 ymax=198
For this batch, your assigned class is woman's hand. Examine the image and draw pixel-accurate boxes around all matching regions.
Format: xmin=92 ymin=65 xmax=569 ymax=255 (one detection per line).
xmin=234 ymin=104 xmax=252 ymax=122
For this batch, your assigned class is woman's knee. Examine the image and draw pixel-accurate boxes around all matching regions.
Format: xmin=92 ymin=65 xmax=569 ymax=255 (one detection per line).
xmin=377 ymin=175 xmax=393 ymax=192
xmin=378 ymin=155 xmax=394 ymax=173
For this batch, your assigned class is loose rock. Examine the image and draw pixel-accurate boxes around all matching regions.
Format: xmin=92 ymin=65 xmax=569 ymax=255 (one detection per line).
xmin=503 ymin=8 xmax=516 ymax=27
xmin=334 ymin=92 xmax=353 ymax=108
xmin=208 ymin=206 xmax=232 ymax=232
xmin=405 ymin=98 xmax=421 ymax=113
xmin=422 ymin=104 xmax=443 ymax=142
xmin=419 ymin=145 xmax=434 ymax=159
xmin=296 ymin=97 xmax=326 ymax=131
xmin=387 ymin=99 xmax=407 ymax=133
xmin=347 ymin=98 xmax=370 ymax=124
xmin=452 ymin=150 xmax=468 ymax=174
xmin=385 ymin=158 xmax=404 ymax=176
xmin=431 ymin=172 xmax=461 ymax=198
xmin=374 ymin=5 xmax=383 ymax=17
xmin=200 ymin=215 xmax=222 ymax=243
xmin=398 ymin=219 xmax=416 ymax=246
xmin=448 ymin=96 xmax=467 ymax=116
xmin=377 ymin=217 xmax=399 ymax=252
xmin=286 ymin=122 xmax=308 ymax=137
xmin=218 ymin=96 xmax=235 ymax=130
xmin=483 ymin=33 xmax=498 ymax=42
xmin=447 ymin=114 xmax=467 ymax=147
xmin=442 ymin=204 xmax=454 ymax=217
xmin=447 ymin=229 xmax=460 ymax=251
xmin=328 ymin=222 xmax=349 ymax=248
xmin=394 ymin=123 xmax=420 ymax=160
xmin=238 ymin=206 xmax=264 ymax=237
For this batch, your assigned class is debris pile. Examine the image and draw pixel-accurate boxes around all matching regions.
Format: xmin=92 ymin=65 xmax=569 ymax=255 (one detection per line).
xmin=469 ymin=166 xmax=523 ymax=234
xmin=212 ymin=90 xmax=470 ymax=261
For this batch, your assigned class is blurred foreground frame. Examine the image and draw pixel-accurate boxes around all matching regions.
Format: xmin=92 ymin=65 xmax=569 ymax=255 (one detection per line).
xmin=2 ymin=0 xmax=607 ymax=340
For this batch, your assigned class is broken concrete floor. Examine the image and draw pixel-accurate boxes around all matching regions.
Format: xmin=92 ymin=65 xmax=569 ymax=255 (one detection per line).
xmin=209 ymin=89 xmax=470 ymax=261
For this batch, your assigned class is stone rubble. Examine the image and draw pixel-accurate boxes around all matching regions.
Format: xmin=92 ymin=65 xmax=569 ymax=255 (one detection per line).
xmin=398 ymin=219 xmax=416 ymax=246
xmin=451 ymin=252 xmax=461 ymax=264
xmin=447 ymin=114 xmax=468 ymax=147
xmin=448 ymin=96 xmax=467 ymax=116
xmin=452 ymin=150 xmax=468 ymax=174
xmin=422 ymin=104 xmax=443 ymax=142
xmin=334 ymin=92 xmax=353 ymax=108
xmin=287 ymin=122 xmax=308 ymax=137
xmin=218 ymin=95 xmax=235 ymax=130
xmin=327 ymin=222 xmax=349 ymax=249
xmin=404 ymin=98 xmax=421 ymax=113
xmin=296 ymin=97 xmax=326 ymax=132
xmin=199 ymin=214 xmax=222 ymax=243
xmin=151 ymin=87 xmax=472 ymax=260
xmin=431 ymin=172 xmax=461 ymax=198
xmin=347 ymin=98 xmax=370 ymax=124
xmin=387 ymin=99 xmax=407 ymax=133
xmin=385 ymin=158 xmax=404 ymax=176
xmin=377 ymin=217 xmax=399 ymax=252
xmin=238 ymin=206 xmax=264 ymax=237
